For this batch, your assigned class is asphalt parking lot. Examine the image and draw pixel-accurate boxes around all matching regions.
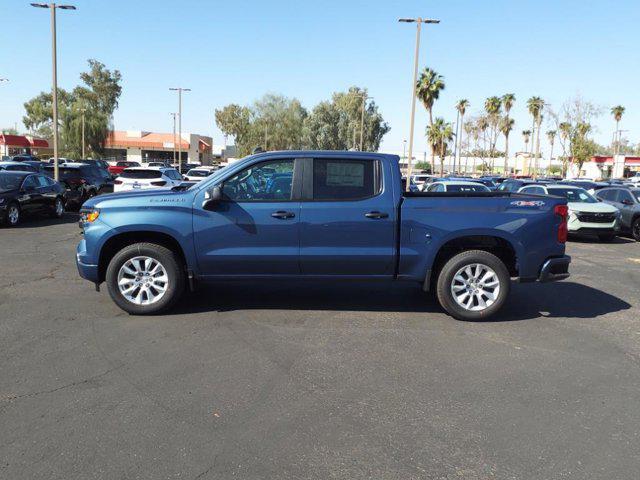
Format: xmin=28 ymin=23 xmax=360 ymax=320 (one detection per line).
xmin=1 ymin=213 xmax=639 ymax=480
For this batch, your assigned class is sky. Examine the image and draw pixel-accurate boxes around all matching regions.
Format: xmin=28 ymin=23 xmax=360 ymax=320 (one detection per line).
xmin=1 ymin=0 xmax=639 ymax=157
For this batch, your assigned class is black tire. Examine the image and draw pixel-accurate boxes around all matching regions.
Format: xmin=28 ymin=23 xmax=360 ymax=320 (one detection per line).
xmin=4 ymin=202 xmax=20 ymax=227
xmin=436 ymin=250 xmax=510 ymax=321
xmin=597 ymin=233 xmax=616 ymax=242
xmin=50 ymin=196 xmax=65 ymax=218
xmin=632 ymin=218 xmax=640 ymax=242
xmin=105 ymin=242 xmax=185 ymax=315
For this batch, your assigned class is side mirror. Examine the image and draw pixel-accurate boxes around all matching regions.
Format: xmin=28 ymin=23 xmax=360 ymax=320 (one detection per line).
xmin=597 ymin=198 xmax=602 ymax=202
xmin=622 ymin=199 xmax=633 ymax=206
xmin=202 ymin=185 xmax=223 ymax=210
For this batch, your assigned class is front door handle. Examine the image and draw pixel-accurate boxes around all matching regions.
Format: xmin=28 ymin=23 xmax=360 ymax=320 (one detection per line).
xmin=271 ymin=210 xmax=296 ymax=219
xmin=365 ymin=211 xmax=389 ymax=219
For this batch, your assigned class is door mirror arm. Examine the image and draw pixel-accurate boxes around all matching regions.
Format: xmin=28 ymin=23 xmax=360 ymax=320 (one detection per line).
xmin=202 ymin=185 xmax=223 ymax=211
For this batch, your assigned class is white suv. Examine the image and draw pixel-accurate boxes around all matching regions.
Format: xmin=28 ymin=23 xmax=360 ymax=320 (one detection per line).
xmin=518 ymin=184 xmax=620 ymax=241
xmin=114 ymin=167 xmax=183 ymax=193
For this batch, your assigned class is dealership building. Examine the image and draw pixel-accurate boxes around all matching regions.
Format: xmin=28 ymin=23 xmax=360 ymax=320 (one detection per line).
xmin=0 ymin=134 xmax=50 ymax=158
xmin=103 ymin=130 xmax=220 ymax=165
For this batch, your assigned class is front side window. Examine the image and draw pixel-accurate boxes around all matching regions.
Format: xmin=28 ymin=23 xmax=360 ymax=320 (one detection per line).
xmin=222 ymin=159 xmax=294 ymax=201
xmin=615 ymin=189 xmax=634 ymax=204
xmin=312 ymin=159 xmax=378 ymax=200
xmin=22 ymin=176 xmax=38 ymax=190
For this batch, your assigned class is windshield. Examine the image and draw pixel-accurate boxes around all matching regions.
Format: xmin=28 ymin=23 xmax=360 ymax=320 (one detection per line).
xmin=547 ymin=187 xmax=597 ymax=203
xmin=0 ymin=173 xmax=25 ymax=192
xmin=187 ymin=169 xmax=209 ymax=177
xmin=448 ymin=184 xmax=490 ymax=192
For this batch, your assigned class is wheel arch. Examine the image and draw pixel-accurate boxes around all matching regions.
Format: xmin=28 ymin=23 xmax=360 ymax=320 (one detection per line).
xmin=98 ymin=231 xmax=188 ymax=283
xmin=425 ymin=234 xmax=519 ymax=291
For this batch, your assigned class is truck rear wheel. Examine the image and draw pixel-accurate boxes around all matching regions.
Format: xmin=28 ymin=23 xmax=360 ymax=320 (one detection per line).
xmin=105 ymin=242 xmax=185 ymax=315
xmin=436 ymin=250 xmax=510 ymax=321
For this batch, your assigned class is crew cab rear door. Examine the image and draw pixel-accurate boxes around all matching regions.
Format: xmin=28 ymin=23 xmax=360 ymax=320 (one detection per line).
xmin=298 ymin=156 xmax=396 ymax=276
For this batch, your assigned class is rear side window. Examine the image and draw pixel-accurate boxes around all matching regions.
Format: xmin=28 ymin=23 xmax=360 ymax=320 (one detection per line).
xmin=312 ymin=159 xmax=379 ymax=200
xmin=597 ymin=190 xmax=613 ymax=201
xmin=120 ymin=170 xmax=162 ymax=179
xmin=165 ymin=169 xmax=182 ymax=180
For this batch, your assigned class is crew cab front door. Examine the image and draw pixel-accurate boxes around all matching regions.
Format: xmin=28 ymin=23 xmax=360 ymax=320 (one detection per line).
xmin=298 ymin=157 xmax=396 ymax=276
xmin=193 ymin=158 xmax=302 ymax=276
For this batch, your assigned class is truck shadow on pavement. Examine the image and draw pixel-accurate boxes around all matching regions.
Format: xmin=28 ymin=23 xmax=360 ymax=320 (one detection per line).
xmin=173 ymin=280 xmax=631 ymax=322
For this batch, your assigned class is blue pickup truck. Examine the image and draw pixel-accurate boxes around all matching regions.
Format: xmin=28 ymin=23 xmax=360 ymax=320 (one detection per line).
xmin=76 ymin=151 xmax=570 ymax=320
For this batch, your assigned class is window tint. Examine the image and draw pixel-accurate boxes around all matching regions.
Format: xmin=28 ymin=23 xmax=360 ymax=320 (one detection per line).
xmin=35 ymin=175 xmax=50 ymax=187
xmin=615 ymin=189 xmax=634 ymax=203
xmin=312 ymin=159 xmax=378 ymax=200
xmin=597 ymin=190 xmax=613 ymax=201
xmin=165 ymin=169 xmax=182 ymax=181
xmin=434 ymin=184 xmax=445 ymax=192
xmin=223 ymin=159 xmax=294 ymax=201
xmin=22 ymin=176 xmax=38 ymax=189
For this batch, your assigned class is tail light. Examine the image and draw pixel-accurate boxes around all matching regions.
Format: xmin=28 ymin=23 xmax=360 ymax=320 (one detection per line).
xmin=554 ymin=204 xmax=568 ymax=243
xmin=114 ymin=179 xmax=123 ymax=185
xmin=151 ymin=181 xmax=167 ymax=186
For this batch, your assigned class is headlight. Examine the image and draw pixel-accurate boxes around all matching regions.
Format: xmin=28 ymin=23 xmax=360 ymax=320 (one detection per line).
xmin=80 ymin=208 xmax=100 ymax=223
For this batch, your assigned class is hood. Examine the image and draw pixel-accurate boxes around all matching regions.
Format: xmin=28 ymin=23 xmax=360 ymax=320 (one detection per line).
xmin=567 ymin=201 xmax=618 ymax=213
xmin=83 ymin=187 xmax=194 ymax=210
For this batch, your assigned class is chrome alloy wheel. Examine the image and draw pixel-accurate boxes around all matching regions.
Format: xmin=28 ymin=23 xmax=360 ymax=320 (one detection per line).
xmin=55 ymin=198 xmax=64 ymax=216
xmin=8 ymin=205 xmax=19 ymax=225
xmin=450 ymin=263 xmax=500 ymax=312
xmin=117 ymin=256 xmax=169 ymax=305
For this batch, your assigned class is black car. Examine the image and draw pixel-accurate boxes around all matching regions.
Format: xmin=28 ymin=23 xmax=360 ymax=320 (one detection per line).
xmin=174 ymin=162 xmax=201 ymax=174
xmin=497 ymin=178 xmax=553 ymax=192
xmin=75 ymin=158 xmax=111 ymax=171
xmin=10 ymin=154 xmax=40 ymax=163
xmin=595 ymin=187 xmax=640 ymax=241
xmin=43 ymin=163 xmax=114 ymax=209
xmin=0 ymin=161 xmax=39 ymax=173
xmin=0 ymin=171 xmax=66 ymax=226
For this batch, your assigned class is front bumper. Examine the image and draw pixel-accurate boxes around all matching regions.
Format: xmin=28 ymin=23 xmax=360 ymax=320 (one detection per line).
xmin=76 ymin=238 xmax=100 ymax=283
xmin=538 ymin=255 xmax=571 ymax=282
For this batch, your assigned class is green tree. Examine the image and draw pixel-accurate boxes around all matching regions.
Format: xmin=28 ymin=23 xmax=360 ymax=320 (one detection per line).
xmin=304 ymin=86 xmax=389 ymax=152
xmin=501 ymin=93 xmax=515 ymax=175
xmin=484 ymin=96 xmax=502 ymax=171
xmin=22 ymin=59 xmax=122 ymax=157
xmin=416 ymin=68 xmax=445 ymax=172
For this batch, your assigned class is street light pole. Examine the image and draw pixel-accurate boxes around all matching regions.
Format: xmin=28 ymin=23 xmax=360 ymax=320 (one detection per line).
xmin=170 ymin=113 xmax=177 ymax=164
xmin=359 ymin=94 xmax=366 ymax=151
xmin=399 ymin=17 xmax=440 ymax=189
xmin=169 ymin=87 xmax=190 ymax=171
xmin=31 ymin=3 xmax=76 ymax=181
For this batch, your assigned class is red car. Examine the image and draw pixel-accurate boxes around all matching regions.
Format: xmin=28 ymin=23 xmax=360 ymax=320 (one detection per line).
xmin=108 ymin=161 xmax=141 ymax=176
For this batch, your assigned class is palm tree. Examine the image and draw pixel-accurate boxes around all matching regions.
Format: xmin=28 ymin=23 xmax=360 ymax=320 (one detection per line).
xmin=426 ymin=118 xmax=454 ymax=176
xmin=426 ymin=119 xmax=443 ymax=175
xmin=440 ymin=121 xmax=455 ymax=176
xmin=546 ymin=130 xmax=557 ymax=176
xmin=463 ymin=120 xmax=475 ymax=174
xmin=527 ymin=96 xmax=544 ymax=177
xmin=454 ymin=99 xmax=470 ymax=173
xmin=501 ymin=94 xmax=515 ymax=175
xmin=477 ymin=116 xmax=489 ymax=174
xmin=484 ymin=96 xmax=502 ymax=172
xmin=500 ymin=117 xmax=514 ymax=175
xmin=522 ymin=130 xmax=531 ymax=172
xmin=416 ymin=68 xmax=445 ymax=173
xmin=416 ymin=68 xmax=445 ymax=126
xmin=471 ymin=123 xmax=480 ymax=173
xmin=610 ymin=105 xmax=625 ymax=155
xmin=559 ymin=122 xmax=571 ymax=177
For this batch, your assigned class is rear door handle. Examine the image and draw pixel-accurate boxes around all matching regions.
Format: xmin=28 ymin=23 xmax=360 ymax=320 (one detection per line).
xmin=365 ymin=211 xmax=389 ymax=219
xmin=271 ymin=210 xmax=296 ymax=219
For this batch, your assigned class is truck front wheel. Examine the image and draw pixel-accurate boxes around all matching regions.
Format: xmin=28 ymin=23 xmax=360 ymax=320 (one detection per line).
xmin=105 ymin=242 xmax=185 ymax=315
xmin=436 ymin=250 xmax=510 ymax=321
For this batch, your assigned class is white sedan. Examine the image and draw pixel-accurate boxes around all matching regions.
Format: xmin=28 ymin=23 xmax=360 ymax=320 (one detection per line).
xmin=184 ymin=167 xmax=217 ymax=182
xmin=424 ymin=180 xmax=491 ymax=193
xmin=113 ymin=167 xmax=183 ymax=192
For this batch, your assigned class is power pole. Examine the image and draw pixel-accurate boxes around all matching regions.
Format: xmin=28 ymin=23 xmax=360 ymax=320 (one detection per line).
xmin=399 ymin=17 xmax=440 ymax=190
xmin=80 ymin=107 xmax=86 ymax=158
